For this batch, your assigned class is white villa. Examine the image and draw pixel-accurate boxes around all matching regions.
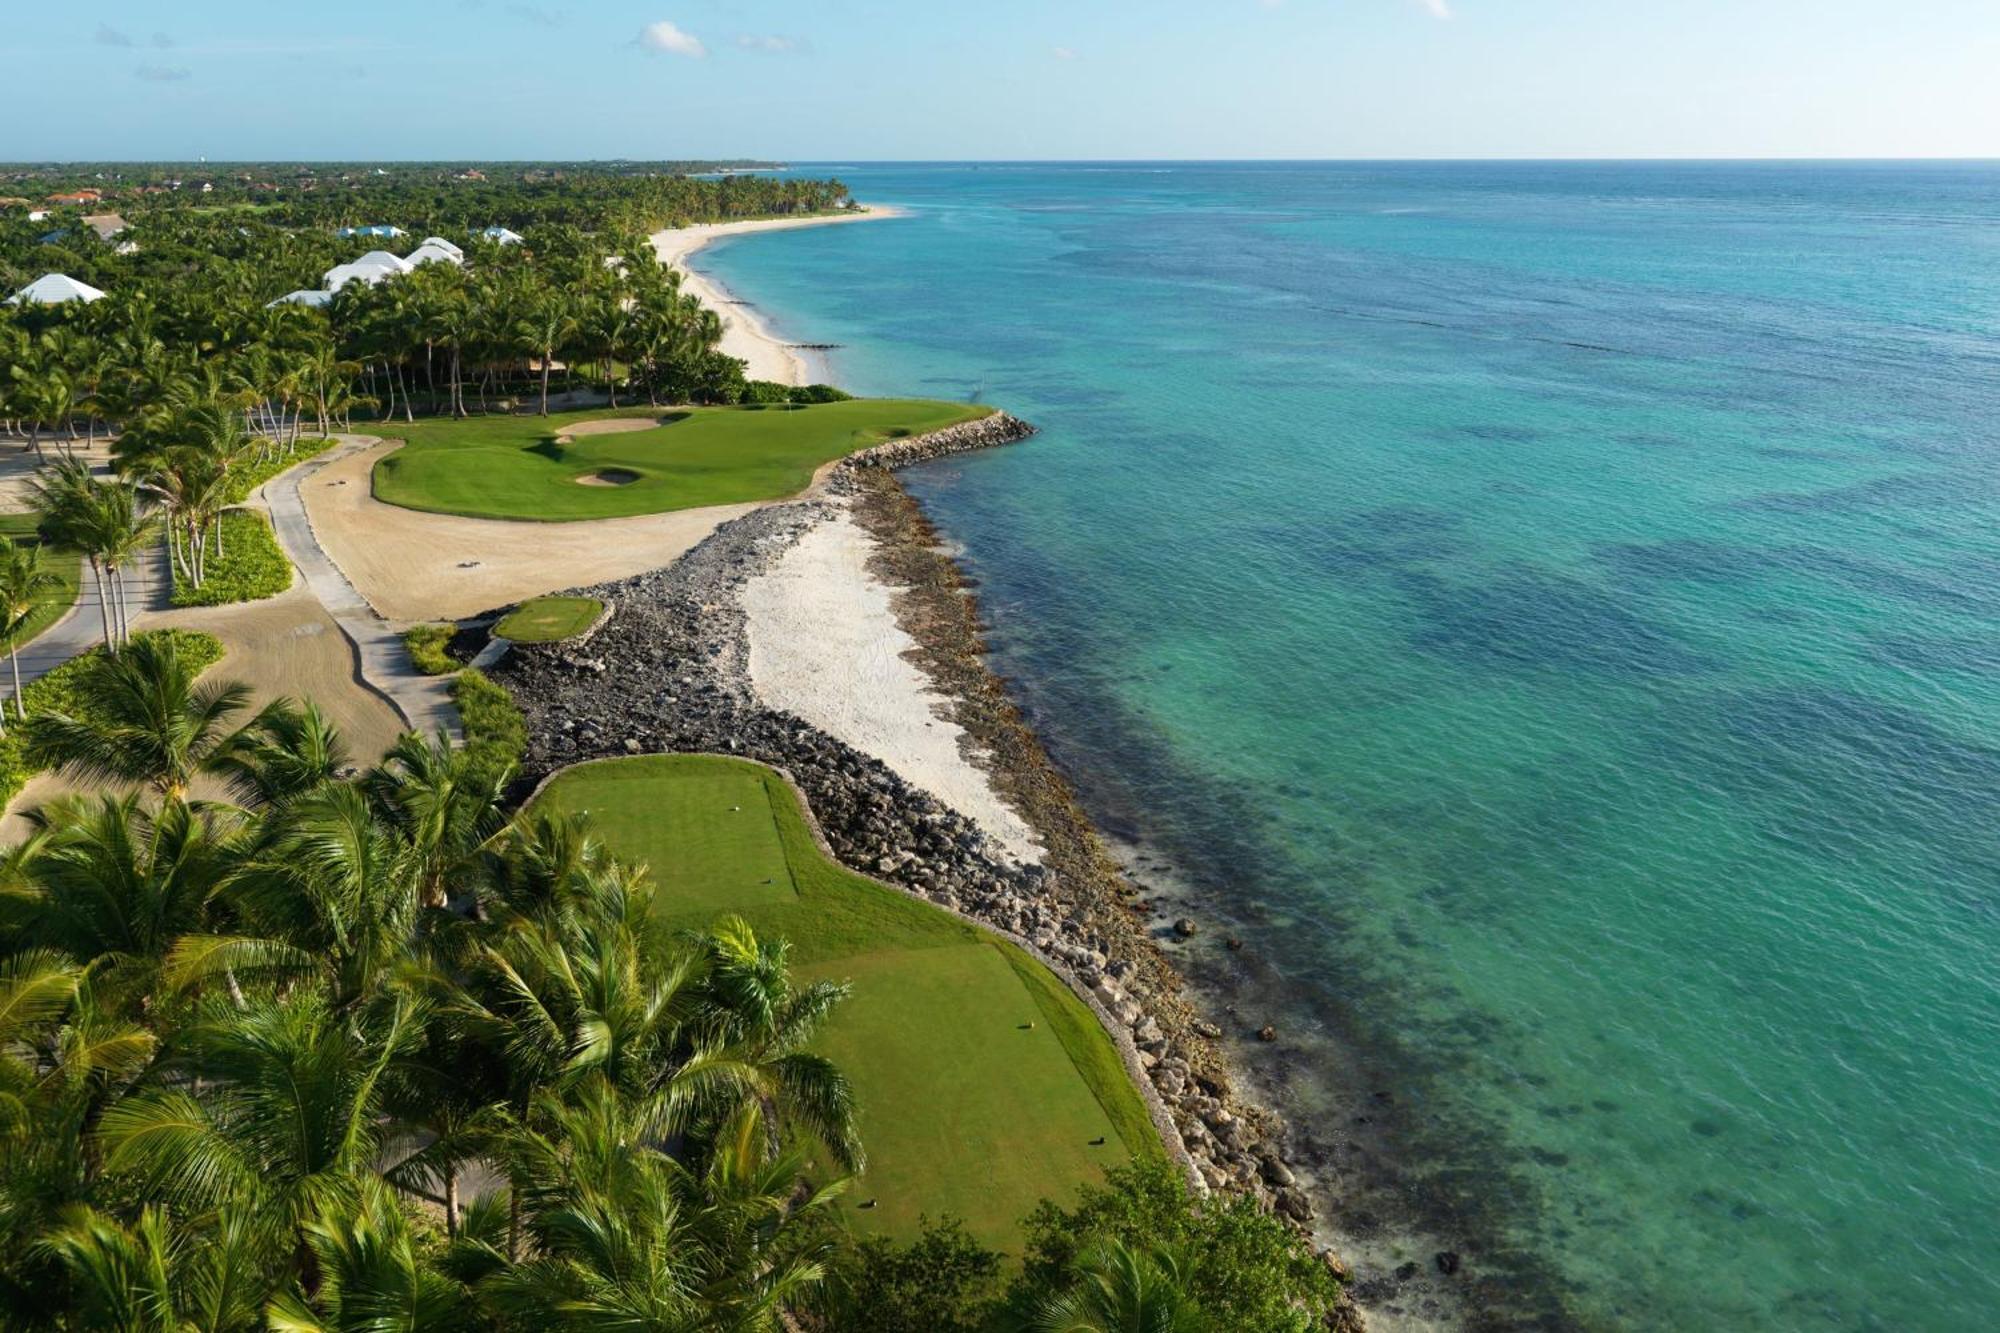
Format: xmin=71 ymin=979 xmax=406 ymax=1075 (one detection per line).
xmin=7 ymin=273 xmax=106 ymax=305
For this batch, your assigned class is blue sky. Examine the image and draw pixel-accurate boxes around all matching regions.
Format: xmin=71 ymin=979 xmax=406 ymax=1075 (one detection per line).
xmin=7 ymin=0 xmax=1997 ymax=160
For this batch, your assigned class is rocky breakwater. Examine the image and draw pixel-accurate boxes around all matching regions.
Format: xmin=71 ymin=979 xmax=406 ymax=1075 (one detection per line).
xmin=491 ymin=415 xmax=1363 ymax=1329
xmin=839 ymin=409 xmax=1038 ymax=472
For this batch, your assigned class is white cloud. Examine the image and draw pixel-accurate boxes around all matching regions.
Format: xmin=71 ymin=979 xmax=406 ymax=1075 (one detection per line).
xmin=636 ymin=20 xmax=705 ymax=57
xmin=151 ymin=31 xmax=173 ymax=48
xmin=1051 ymin=45 xmax=1076 ymax=60
xmin=1411 ymin=0 xmax=1453 ymax=16
xmin=95 ymin=23 xmax=134 ymax=47
xmin=736 ymin=33 xmax=802 ymax=53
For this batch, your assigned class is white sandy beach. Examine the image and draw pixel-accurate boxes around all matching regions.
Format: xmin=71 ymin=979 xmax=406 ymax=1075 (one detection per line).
xmin=741 ymin=502 xmax=1044 ymax=865
xmin=649 ymin=209 xmax=904 ymax=386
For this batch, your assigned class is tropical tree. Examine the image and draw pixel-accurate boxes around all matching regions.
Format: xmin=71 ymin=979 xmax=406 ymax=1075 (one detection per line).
xmin=24 ymin=633 xmax=252 ymax=798
xmin=1022 ymin=1240 xmax=1208 ymax=1333
xmin=0 ymin=535 xmax=62 ymax=728
xmin=26 ymin=460 xmax=160 ymax=651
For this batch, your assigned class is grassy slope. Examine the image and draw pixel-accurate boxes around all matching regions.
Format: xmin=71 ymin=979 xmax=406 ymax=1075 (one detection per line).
xmin=372 ymin=401 xmax=992 ymax=521
xmin=533 ymin=754 xmax=1160 ymax=1250
xmin=494 ymin=596 xmax=602 ymax=644
xmin=0 ymin=515 xmax=82 ymax=653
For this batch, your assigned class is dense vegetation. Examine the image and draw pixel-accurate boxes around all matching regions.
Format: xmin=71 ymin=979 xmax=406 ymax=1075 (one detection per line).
xmin=0 ymin=639 xmax=1343 ymax=1329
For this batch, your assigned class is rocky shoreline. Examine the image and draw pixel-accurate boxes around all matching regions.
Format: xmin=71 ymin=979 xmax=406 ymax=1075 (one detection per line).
xmin=489 ymin=414 xmax=1366 ymax=1330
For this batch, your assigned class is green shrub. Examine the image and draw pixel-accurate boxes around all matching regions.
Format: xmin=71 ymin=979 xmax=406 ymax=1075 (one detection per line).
xmin=403 ymin=623 xmax=460 ymax=675
xmin=453 ymin=668 xmax=524 ymax=787
xmin=791 ymin=383 xmax=854 ymax=404
xmin=222 ymin=436 xmax=337 ymax=504
xmin=170 ymin=511 xmax=292 ymax=607
xmin=0 ymin=628 xmax=224 ymax=808
xmin=739 ymin=379 xmax=794 ymax=405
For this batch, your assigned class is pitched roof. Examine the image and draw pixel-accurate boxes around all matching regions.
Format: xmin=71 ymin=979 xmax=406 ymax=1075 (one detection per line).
xmin=405 ymin=241 xmax=464 ymax=267
xmin=267 ymin=289 xmax=333 ymax=309
xmin=80 ymin=213 xmax=127 ymax=240
xmin=7 ymin=273 xmax=107 ymax=305
xmin=482 ymin=226 xmax=524 ymax=244
xmin=418 ymin=235 xmax=465 ymax=260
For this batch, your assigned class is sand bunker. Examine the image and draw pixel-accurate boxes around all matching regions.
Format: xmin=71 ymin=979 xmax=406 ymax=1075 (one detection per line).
xmin=305 ymin=439 xmax=757 ymax=622
xmin=741 ymin=504 xmax=1043 ymax=864
xmin=574 ymin=468 xmax=641 ymax=487
xmin=560 ymin=417 xmax=673 ymax=438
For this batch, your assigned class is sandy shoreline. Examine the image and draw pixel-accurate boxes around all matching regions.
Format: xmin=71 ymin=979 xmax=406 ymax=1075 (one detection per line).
xmin=649 ymin=208 xmax=905 ymax=387
xmin=740 ymin=500 xmax=1044 ymax=864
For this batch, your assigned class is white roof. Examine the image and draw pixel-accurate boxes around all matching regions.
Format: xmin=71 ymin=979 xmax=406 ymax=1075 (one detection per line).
xmin=267 ymin=289 xmax=333 ymax=309
xmin=418 ymin=235 xmax=464 ymax=260
xmin=7 ymin=273 xmax=106 ymax=305
xmin=405 ymin=241 xmax=464 ymax=267
xmin=323 ymin=250 xmax=414 ymax=291
xmin=482 ymin=226 xmax=524 ymax=244
xmin=353 ymin=250 xmax=412 ymax=273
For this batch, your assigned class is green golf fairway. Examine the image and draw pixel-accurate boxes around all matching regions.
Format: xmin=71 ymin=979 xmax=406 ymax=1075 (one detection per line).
xmin=494 ymin=596 xmax=603 ymax=643
xmin=532 ymin=754 xmax=1159 ymax=1250
xmin=373 ymin=401 xmax=991 ymax=521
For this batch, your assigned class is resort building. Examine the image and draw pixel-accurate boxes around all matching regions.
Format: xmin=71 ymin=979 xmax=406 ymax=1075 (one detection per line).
xmin=323 ymin=249 xmax=414 ymax=291
xmin=405 ymin=236 xmax=465 ymax=266
xmin=266 ymin=289 xmax=334 ymax=309
xmin=482 ymin=225 xmax=525 ymax=245
xmin=7 ymin=273 xmax=107 ymax=305
xmin=335 ymin=224 xmax=407 ymax=239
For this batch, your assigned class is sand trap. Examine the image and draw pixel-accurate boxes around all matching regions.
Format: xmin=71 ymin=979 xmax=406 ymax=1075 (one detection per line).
xmin=575 ymin=469 xmax=641 ymax=487
xmin=561 ymin=417 xmax=674 ymax=438
xmin=303 ymin=440 xmax=757 ymax=622
xmin=0 ymin=584 xmax=408 ymax=841
xmin=741 ymin=503 xmax=1043 ymax=864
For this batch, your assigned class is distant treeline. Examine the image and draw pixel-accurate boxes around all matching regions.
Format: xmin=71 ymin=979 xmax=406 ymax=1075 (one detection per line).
xmin=0 ymin=162 xmax=851 ymax=236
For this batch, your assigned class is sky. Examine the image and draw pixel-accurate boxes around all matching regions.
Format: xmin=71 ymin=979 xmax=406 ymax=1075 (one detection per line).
xmin=5 ymin=0 xmax=1997 ymax=161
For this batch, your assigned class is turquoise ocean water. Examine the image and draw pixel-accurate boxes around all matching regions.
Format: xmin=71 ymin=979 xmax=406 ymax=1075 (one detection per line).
xmin=701 ymin=163 xmax=2000 ymax=1330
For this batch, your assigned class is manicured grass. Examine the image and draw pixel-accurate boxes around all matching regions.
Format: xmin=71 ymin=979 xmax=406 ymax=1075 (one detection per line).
xmin=372 ymin=400 xmax=992 ymax=522
xmin=169 ymin=511 xmax=293 ymax=607
xmin=532 ymin=754 xmax=1160 ymax=1251
xmin=0 ymin=514 xmax=82 ymax=652
xmin=494 ymin=596 xmax=603 ymax=644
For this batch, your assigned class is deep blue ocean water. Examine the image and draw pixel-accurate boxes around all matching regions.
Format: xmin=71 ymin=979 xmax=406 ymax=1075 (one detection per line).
xmin=701 ymin=162 xmax=2000 ymax=1330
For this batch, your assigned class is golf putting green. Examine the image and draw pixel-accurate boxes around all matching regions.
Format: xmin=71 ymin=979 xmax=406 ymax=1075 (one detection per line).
xmin=374 ymin=400 xmax=992 ymax=521
xmin=493 ymin=596 xmax=604 ymax=643
xmin=531 ymin=753 xmax=1159 ymax=1249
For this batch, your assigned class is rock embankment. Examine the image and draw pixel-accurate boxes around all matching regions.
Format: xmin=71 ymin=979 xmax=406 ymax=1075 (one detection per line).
xmin=839 ymin=410 xmax=1037 ymax=472
xmin=491 ymin=415 xmax=1363 ymax=1329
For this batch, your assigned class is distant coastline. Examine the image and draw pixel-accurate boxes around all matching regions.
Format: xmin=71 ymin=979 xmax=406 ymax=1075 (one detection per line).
xmin=649 ymin=208 xmax=906 ymax=386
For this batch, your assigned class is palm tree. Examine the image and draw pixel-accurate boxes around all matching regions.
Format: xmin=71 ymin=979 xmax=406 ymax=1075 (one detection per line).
xmin=700 ymin=915 xmax=863 ymax=1171
xmin=37 ymin=1204 xmax=273 ymax=1333
xmin=1023 ymin=1239 xmax=1208 ymax=1333
xmin=207 ymin=699 xmax=350 ymax=810
xmin=518 ymin=295 xmax=577 ymax=416
xmin=482 ymin=1088 xmax=842 ymax=1330
xmin=4 ymin=794 xmax=250 ymax=1013
xmin=266 ymin=1179 xmax=478 ymax=1331
xmin=96 ymin=992 xmax=423 ymax=1296
xmin=0 ymin=535 xmax=63 ymax=728
xmin=24 ymin=633 xmax=252 ymax=799
xmin=360 ymin=733 xmax=509 ymax=912
xmin=27 ymin=460 xmax=161 ymax=651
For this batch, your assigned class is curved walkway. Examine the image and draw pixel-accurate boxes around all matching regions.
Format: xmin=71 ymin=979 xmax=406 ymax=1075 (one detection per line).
xmin=258 ymin=437 xmax=459 ymax=741
xmin=12 ymin=543 xmax=171 ymax=684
